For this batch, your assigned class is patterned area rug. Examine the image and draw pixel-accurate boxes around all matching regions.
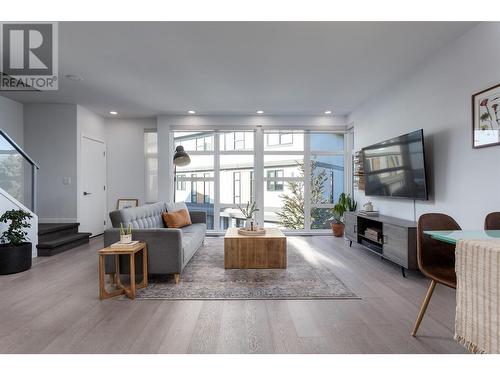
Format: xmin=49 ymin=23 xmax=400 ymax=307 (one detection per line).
xmin=133 ymin=237 xmax=358 ymax=300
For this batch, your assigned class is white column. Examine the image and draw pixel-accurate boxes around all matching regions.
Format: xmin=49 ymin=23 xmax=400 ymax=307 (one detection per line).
xmin=254 ymin=126 xmax=265 ymax=227
xmin=303 ymin=131 xmax=311 ymax=231
xmin=214 ymin=130 xmax=220 ymax=231
xmin=157 ymin=116 xmax=172 ymax=202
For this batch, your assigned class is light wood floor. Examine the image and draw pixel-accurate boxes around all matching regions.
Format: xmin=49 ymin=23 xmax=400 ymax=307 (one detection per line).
xmin=0 ymin=235 xmax=466 ymax=354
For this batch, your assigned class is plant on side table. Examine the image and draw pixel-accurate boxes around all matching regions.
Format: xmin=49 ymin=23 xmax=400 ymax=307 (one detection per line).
xmin=0 ymin=209 xmax=33 ymax=275
xmin=331 ymin=193 xmax=357 ymax=237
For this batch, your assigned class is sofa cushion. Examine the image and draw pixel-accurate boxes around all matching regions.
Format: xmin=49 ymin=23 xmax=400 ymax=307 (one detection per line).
xmin=181 ymin=223 xmax=206 ymax=265
xmin=162 ymin=209 xmax=192 ymax=228
xmin=109 ymin=201 xmax=166 ymax=229
xmin=166 ymin=201 xmax=188 ymax=212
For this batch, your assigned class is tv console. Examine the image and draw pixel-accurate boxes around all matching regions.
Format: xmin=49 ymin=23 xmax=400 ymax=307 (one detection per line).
xmin=344 ymin=212 xmax=418 ymax=277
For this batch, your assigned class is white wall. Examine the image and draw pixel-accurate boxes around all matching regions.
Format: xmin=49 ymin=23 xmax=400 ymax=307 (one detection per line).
xmin=105 ymin=118 xmax=157 ymax=216
xmin=24 ymin=104 xmax=78 ymax=222
xmin=0 ymin=96 xmax=23 ymax=146
xmin=349 ymin=22 xmax=500 ymax=229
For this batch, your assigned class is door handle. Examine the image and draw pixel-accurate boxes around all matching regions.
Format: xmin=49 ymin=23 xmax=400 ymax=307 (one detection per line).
xmin=83 ymin=191 xmax=92 ymax=196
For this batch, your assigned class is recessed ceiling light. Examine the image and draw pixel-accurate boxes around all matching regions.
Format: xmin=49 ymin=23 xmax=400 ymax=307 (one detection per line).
xmin=324 ymin=110 xmax=332 ymax=114
xmin=65 ymin=74 xmax=84 ymax=81
xmin=256 ymin=110 xmax=264 ymax=114
xmin=188 ymin=110 xmax=196 ymax=114
xmin=109 ymin=111 xmax=118 ymax=115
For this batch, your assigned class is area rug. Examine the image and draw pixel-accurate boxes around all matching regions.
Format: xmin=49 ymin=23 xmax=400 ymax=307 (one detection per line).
xmin=133 ymin=237 xmax=359 ymax=300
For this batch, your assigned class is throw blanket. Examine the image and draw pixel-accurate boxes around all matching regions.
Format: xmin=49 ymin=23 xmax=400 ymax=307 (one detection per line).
xmin=455 ymin=239 xmax=500 ymax=354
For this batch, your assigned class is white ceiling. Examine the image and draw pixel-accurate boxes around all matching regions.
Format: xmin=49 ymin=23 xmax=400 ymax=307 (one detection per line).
xmin=1 ymin=22 xmax=477 ymax=118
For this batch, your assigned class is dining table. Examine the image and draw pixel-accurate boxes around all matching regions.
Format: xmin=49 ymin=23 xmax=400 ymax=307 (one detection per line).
xmin=423 ymin=229 xmax=500 ymax=354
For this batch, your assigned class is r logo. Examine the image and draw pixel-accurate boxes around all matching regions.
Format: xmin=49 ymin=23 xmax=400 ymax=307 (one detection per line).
xmin=2 ymin=23 xmax=53 ymax=75
xmin=0 ymin=22 xmax=58 ymax=90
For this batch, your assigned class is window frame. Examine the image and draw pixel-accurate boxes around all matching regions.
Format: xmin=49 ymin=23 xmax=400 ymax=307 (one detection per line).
xmin=158 ymin=128 xmax=348 ymax=233
xmin=144 ymin=130 xmax=158 ymax=203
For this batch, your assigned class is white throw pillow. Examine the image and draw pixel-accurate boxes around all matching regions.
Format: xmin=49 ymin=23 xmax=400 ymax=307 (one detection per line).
xmin=166 ymin=201 xmax=188 ymax=213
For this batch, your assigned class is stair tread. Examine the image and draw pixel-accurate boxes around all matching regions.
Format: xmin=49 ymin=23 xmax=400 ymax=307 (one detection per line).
xmin=37 ymin=232 xmax=91 ymax=249
xmin=38 ymin=223 xmax=80 ymax=235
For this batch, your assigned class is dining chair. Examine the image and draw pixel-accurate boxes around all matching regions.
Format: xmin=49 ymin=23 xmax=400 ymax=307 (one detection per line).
xmin=411 ymin=213 xmax=461 ymax=337
xmin=484 ymin=212 xmax=500 ymax=230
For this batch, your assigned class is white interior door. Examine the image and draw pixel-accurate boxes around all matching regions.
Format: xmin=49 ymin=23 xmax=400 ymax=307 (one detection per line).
xmin=81 ymin=136 xmax=106 ymax=236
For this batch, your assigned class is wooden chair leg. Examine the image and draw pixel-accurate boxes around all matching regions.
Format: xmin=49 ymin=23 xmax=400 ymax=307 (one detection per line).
xmin=174 ymin=273 xmax=180 ymax=285
xmin=411 ymin=279 xmax=437 ymax=337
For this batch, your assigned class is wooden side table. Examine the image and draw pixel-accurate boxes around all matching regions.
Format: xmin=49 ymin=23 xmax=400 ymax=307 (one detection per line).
xmin=98 ymin=242 xmax=148 ymax=300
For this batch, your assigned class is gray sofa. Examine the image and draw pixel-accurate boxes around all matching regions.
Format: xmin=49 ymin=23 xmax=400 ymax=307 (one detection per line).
xmin=103 ymin=201 xmax=207 ymax=282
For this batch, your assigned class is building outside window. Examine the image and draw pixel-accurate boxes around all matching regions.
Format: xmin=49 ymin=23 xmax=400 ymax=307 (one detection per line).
xmin=266 ymin=132 xmax=293 ymax=147
xmin=176 ymin=174 xmax=186 ymax=190
xmin=266 ymin=170 xmax=284 ymax=191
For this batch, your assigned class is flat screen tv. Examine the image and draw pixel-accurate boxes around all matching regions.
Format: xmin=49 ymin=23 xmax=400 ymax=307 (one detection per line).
xmin=362 ymin=129 xmax=428 ymax=200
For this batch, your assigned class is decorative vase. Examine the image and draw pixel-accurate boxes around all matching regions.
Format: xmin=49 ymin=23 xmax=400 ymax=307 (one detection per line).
xmin=244 ymin=218 xmax=254 ymax=230
xmin=331 ymin=223 xmax=345 ymax=237
xmin=120 ymin=234 xmax=132 ymax=244
xmin=0 ymin=242 xmax=32 ymax=275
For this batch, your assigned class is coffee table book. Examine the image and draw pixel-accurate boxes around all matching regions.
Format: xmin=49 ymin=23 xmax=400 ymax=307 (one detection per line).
xmin=110 ymin=240 xmax=139 ymax=248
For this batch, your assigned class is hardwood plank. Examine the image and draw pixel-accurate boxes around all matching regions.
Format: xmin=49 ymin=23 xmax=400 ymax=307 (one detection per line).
xmin=187 ymin=302 xmax=223 ymax=353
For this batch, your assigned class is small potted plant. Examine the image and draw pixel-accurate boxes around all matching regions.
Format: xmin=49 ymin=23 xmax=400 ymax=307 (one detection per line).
xmin=330 ymin=193 xmax=357 ymax=237
xmin=119 ymin=223 xmax=133 ymax=243
xmin=237 ymin=201 xmax=259 ymax=230
xmin=0 ymin=209 xmax=33 ymax=275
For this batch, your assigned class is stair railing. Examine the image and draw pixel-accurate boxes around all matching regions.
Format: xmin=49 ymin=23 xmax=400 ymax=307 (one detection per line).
xmin=0 ymin=129 xmax=39 ymax=213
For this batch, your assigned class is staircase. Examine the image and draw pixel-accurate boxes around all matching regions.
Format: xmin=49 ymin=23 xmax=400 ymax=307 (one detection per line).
xmin=37 ymin=223 xmax=91 ymax=256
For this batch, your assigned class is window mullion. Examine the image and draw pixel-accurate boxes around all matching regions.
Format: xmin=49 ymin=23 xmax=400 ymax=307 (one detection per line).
xmin=214 ymin=130 xmax=220 ymax=231
xmin=254 ymin=127 xmax=264 ymax=227
xmin=304 ymin=131 xmax=311 ymax=231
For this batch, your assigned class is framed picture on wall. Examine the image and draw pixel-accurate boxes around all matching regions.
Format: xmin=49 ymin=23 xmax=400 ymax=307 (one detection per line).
xmin=116 ymin=199 xmax=139 ymax=210
xmin=472 ymin=83 xmax=500 ymax=149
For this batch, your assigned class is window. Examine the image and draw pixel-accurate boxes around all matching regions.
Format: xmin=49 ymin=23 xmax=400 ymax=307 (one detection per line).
xmin=234 ymin=132 xmax=245 ymax=150
xmin=176 ymin=174 xmax=186 ymax=190
xmin=233 ymin=172 xmax=241 ymax=204
xmin=204 ymin=173 xmax=211 ymax=204
xmin=190 ymin=174 xmax=197 ymax=203
xmin=266 ymin=132 xmax=293 ymax=147
xmin=267 ymin=170 xmax=284 ymax=191
xmin=196 ymin=136 xmax=212 ymax=151
xmin=144 ymin=131 xmax=158 ymax=202
xmin=149 ymin=129 xmax=346 ymax=232
xmin=220 ymin=131 xmax=253 ymax=151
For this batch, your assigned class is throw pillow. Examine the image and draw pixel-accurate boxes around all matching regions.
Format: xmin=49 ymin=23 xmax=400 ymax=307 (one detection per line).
xmin=162 ymin=209 xmax=192 ymax=228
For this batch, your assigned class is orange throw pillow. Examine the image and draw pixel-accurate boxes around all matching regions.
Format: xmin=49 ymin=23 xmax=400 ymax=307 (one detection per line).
xmin=162 ymin=209 xmax=192 ymax=228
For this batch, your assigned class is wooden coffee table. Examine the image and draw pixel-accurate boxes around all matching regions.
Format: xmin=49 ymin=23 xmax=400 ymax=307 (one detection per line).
xmin=224 ymin=227 xmax=287 ymax=269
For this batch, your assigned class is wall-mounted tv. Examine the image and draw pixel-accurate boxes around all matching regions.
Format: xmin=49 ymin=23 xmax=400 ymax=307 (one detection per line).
xmin=362 ymin=129 xmax=428 ymax=200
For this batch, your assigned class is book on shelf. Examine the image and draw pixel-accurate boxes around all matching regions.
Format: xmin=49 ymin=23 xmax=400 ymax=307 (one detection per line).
xmin=359 ymin=210 xmax=379 ymax=217
xmin=110 ymin=240 xmax=139 ymax=248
